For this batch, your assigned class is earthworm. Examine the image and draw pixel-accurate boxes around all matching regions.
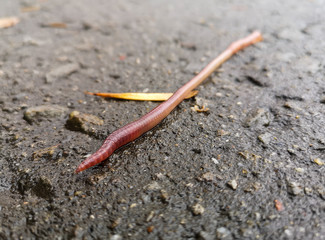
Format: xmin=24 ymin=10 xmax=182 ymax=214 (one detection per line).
xmin=76 ymin=31 xmax=263 ymax=173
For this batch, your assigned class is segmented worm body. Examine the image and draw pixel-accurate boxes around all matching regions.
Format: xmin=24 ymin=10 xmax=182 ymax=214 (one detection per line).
xmin=76 ymin=31 xmax=263 ymax=173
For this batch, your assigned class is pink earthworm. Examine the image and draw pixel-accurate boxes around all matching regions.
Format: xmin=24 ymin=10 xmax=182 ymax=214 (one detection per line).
xmin=76 ymin=31 xmax=263 ymax=173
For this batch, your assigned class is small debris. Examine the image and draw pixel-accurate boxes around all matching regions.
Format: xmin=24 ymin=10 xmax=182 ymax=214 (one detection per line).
xmin=86 ymin=172 xmax=107 ymax=185
xmin=144 ymin=181 xmax=161 ymax=191
xmin=45 ymin=63 xmax=79 ymax=83
xmin=129 ymin=203 xmax=137 ymax=208
xmin=255 ymin=212 xmax=261 ymax=221
xmin=283 ymin=101 xmax=303 ymax=111
xmin=304 ymin=187 xmax=313 ymax=195
xmin=0 ymin=17 xmax=19 ymax=29
xmin=238 ymin=150 xmax=261 ymax=161
xmin=274 ymin=199 xmax=284 ymax=211
xmin=109 ymin=235 xmax=122 ymax=240
xmin=147 ymin=225 xmax=154 ymax=233
xmin=245 ymin=75 xmax=267 ymax=87
xmin=227 ymin=179 xmax=238 ymax=190
xmin=287 ymin=181 xmax=303 ymax=196
xmin=217 ymin=129 xmax=230 ymax=137
xmin=211 ymin=157 xmax=219 ymax=165
xmin=160 ymin=189 xmax=169 ymax=203
xmin=195 ymin=97 xmax=210 ymax=111
xmin=284 ymin=229 xmax=293 ymax=238
xmin=32 ymin=145 xmax=59 ymax=161
xmin=191 ymin=203 xmax=205 ymax=216
xmin=192 ymin=105 xmax=209 ymax=112
xmin=244 ymin=108 xmax=272 ymax=128
xmin=258 ymin=132 xmax=273 ymax=145
xmin=295 ymin=168 xmax=304 ymax=173
xmin=243 ymin=182 xmax=261 ymax=193
xmin=287 ymin=147 xmax=296 ymax=155
xmin=24 ymin=105 xmax=68 ymax=124
xmin=197 ymin=231 xmax=214 ymax=240
xmin=216 ymin=227 xmax=231 ymax=239
xmin=146 ymin=211 xmax=155 ymax=222
xmin=65 ymin=111 xmax=103 ymax=135
xmin=215 ymin=92 xmax=223 ymax=97
xmin=199 ymin=172 xmax=215 ymax=182
xmin=317 ymin=188 xmax=325 ymax=200
xmin=313 ymin=158 xmax=324 ymax=166
xmin=180 ymin=42 xmax=196 ymax=51
xmin=110 ymin=218 xmax=121 ymax=229
xmin=73 ymin=225 xmax=84 ymax=239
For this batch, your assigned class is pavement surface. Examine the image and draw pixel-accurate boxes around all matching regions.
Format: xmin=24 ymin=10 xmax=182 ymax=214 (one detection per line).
xmin=0 ymin=0 xmax=325 ymax=239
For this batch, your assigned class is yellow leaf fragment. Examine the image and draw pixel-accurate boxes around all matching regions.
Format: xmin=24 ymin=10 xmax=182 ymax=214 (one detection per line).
xmin=0 ymin=17 xmax=19 ymax=29
xmin=85 ymin=90 xmax=198 ymax=101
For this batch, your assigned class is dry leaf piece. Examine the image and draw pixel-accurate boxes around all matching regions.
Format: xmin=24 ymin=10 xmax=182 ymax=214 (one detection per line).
xmin=0 ymin=17 xmax=19 ymax=29
xmin=85 ymin=90 xmax=198 ymax=101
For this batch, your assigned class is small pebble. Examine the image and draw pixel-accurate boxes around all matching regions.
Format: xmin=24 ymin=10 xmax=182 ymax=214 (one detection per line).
xmin=160 ymin=189 xmax=169 ymax=203
xmin=287 ymin=181 xmax=303 ymax=196
xmin=216 ymin=227 xmax=231 ymax=239
xmin=145 ymin=181 xmax=161 ymax=191
xmin=32 ymin=145 xmax=59 ymax=161
xmin=211 ymin=157 xmax=219 ymax=164
xmin=227 ymin=179 xmax=238 ymax=190
xmin=284 ymin=229 xmax=293 ymax=237
xmin=146 ymin=211 xmax=155 ymax=222
xmin=217 ymin=129 xmax=229 ymax=137
xmin=244 ymin=108 xmax=271 ymax=128
xmin=317 ymin=188 xmax=325 ymax=200
xmin=295 ymin=168 xmax=304 ymax=173
xmin=129 ymin=203 xmax=137 ymax=208
xmin=24 ymin=105 xmax=68 ymax=124
xmin=198 ymin=231 xmax=214 ymax=240
xmin=191 ymin=203 xmax=205 ymax=216
xmin=110 ymin=234 xmax=122 ymax=240
xmin=304 ymin=187 xmax=313 ymax=195
xmin=258 ymin=132 xmax=273 ymax=145
xmin=200 ymin=172 xmax=215 ymax=182
xmin=65 ymin=111 xmax=103 ymax=135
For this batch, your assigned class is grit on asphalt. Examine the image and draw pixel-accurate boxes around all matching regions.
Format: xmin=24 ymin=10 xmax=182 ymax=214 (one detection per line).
xmin=0 ymin=0 xmax=324 ymax=239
